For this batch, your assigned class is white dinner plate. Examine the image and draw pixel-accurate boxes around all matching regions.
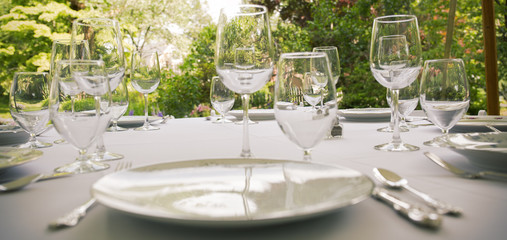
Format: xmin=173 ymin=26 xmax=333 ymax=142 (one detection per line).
xmin=337 ymin=108 xmax=391 ymax=121
xmin=434 ymin=132 xmax=507 ymax=171
xmin=228 ymin=109 xmax=275 ymax=121
xmin=453 ymin=115 xmax=507 ymax=132
xmin=116 ymin=116 xmax=162 ymax=127
xmin=0 ymin=147 xmax=43 ymax=171
xmin=92 ymin=158 xmax=373 ymax=227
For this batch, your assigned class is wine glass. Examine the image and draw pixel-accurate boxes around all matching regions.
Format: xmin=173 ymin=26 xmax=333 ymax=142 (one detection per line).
xmin=107 ymin=77 xmax=129 ymax=131
xmin=210 ymin=76 xmax=235 ymax=123
xmin=215 ymin=4 xmax=275 ymax=157
xmin=72 ymin=18 xmax=126 ymax=159
xmin=420 ymin=58 xmax=469 ymax=146
xmin=379 ymin=78 xmax=419 ymax=132
xmin=50 ymin=60 xmax=111 ymax=173
xmin=50 ymin=39 xmax=91 ymax=144
xmin=313 ymin=46 xmax=341 ymax=139
xmin=9 ymin=72 xmax=52 ymax=149
xmin=313 ymin=46 xmax=340 ymax=86
xmin=71 ymin=18 xmax=126 ymax=90
xmin=131 ymin=50 xmax=161 ymax=131
xmin=370 ymin=15 xmax=422 ymax=152
xmin=275 ymin=52 xmax=337 ymax=161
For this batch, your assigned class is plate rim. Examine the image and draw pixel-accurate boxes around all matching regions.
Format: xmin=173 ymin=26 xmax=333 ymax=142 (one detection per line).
xmin=0 ymin=147 xmax=43 ymax=170
xmin=92 ymin=158 xmax=374 ymax=227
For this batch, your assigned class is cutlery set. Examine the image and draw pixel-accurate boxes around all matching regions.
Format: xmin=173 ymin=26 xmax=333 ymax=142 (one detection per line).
xmin=372 ymin=151 xmax=507 ymax=228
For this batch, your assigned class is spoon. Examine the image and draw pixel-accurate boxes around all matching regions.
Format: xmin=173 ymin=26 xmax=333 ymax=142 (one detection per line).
xmin=0 ymin=172 xmax=71 ymax=192
xmin=373 ymin=168 xmax=463 ymax=216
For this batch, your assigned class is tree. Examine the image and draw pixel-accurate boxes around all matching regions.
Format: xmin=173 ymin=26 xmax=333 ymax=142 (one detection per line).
xmin=0 ymin=0 xmax=81 ymax=97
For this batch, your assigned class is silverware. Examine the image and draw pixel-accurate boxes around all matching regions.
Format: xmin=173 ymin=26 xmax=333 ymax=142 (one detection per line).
xmin=424 ymin=151 xmax=507 ymax=180
xmin=371 ymin=187 xmax=442 ymax=228
xmin=373 ymin=168 xmax=462 ymax=216
xmin=49 ymin=161 xmax=132 ymax=229
xmin=0 ymin=172 xmax=72 ymax=192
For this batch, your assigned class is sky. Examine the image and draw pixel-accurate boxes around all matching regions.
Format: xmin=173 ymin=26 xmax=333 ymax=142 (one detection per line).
xmin=202 ymin=0 xmax=243 ymax=23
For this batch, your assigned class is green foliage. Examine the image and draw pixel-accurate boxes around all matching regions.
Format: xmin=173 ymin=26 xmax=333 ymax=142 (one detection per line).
xmin=157 ymin=70 xmax=202 ymax=118
xmin=0 ymin=1 xmax=81 ymax=97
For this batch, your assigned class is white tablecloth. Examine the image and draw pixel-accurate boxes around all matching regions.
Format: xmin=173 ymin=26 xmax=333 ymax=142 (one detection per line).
xmin=1 ymin=115 xmax=506 ymax=240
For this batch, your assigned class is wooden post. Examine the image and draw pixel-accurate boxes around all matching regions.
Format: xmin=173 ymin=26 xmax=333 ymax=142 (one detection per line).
xmin=481 ymin=0 xmax=499 ymax=115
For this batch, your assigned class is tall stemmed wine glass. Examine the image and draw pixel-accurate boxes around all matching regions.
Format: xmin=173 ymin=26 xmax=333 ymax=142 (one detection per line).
xmin=420 ymin=59 xmax=469 ymax=146
xmin=9 ymin=72 xmax=52 ymax=148
xmin=210 ymin=76 xmax=235 ymax=123
xmin=131 ymin=51 xmax=161 ymax=131
xmin=370 ymin=15 xmax=422 ymax=152
xmin=275 ymin=52 xmax=337 ymax=161
xmin=50 ymin=60 xmax=111 ymax=173
xmin=215 ymin=4 xmax=275 ymax=157
xmin=50 ymin=39 xmax=90 ymax=144
xmin=72 ymin=18 xmax=126 ymax=159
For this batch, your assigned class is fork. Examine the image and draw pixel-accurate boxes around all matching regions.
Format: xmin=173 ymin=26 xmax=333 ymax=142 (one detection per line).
xmin=49 ymin=161 xmax=132 ymax=229
xmin=424 ymin=152 xmax=507 ymax=180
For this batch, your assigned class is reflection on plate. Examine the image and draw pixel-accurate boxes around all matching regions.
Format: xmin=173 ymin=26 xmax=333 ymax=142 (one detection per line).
xmin=453 ymin=115 xmax=507 ymax=132
xmin=0 ymin=147 xmax=43 ymax=171
xmin=434 ymin=132 xmax=507 ymax=171
xmin=93 ymin=158 xmax=373 ymax=227
xmin=0 ymin=125 xmax=29 ymax=146
xmin=229 ymin=109 xmax=274 ymax=121
xmin=116 ymin=116 xmax=162 ymax=128
xmin=337 ymin=108 xmax=391 ymax=121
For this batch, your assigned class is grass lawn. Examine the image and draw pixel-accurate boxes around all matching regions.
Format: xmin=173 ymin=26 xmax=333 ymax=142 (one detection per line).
xmin=0 ymin=98 xmax=11 ymax=119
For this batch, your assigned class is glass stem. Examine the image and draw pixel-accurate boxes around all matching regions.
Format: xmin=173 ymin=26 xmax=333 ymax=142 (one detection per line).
xmin=143 ymin=93 xmax=149 ymax=127
xmin=71 ymin=96 xmax=76 ymax=113
xmin=241 ymin=94 xmax=252 ymax=158
xmin=77 ymin=149 xmax=88 ymax=162
xmin=391 ymin=89 xmax=401 ymax=145
xmin=221 ymin=113 xmax=226 ymax=123
xmin=28 ymin=133 xmax=37 ymax=148
xmin=95 ymin=135 xmax=105 ymax=157
xmin=303 ymin=149 xmax=312 ymax=161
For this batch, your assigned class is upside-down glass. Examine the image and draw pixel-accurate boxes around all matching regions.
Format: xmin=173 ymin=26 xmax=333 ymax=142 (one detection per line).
xmin=379 ymin=78 xmax=419 ymax=132
xmin=50 ymin=60 xmax=111 ymax=173
xmin=210 ymin=76 xmax=235 ymax=123
xmin=275 ymin=52 xmax=337 ymax=161
xmin=131 ymin=51 xmax=161 ymax=131
xmin=215 ymin=4 xmax=275 ymax=157
xmin=9 ymin=72 xmax=52 ymax=148
xmin=370 ymin=15 xmax=422 ymax=152
xmin=420 ymin=59 xmax=469 ymax=146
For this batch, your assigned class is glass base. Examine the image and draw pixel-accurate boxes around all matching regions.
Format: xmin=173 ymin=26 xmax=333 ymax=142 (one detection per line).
xmin=18 ymin=140 xmax=52 ymax=149
xmin=213 ymin=118 xmax=234 ymax=124
xmin=107 ymin=126 xmax=128 ymax=132
xmin=377 ymin=125 xmax=409 ymax=133
xmin=134 ymin=124 xmax=159 ymax=131
xmin=91 ymin=152 xmax=124 ymax=161
xmin=54 ymin=159 xmax=109 ymax=174
xmin=235 ymin=118 xmax=258 ymax=125
xmin=53 ymin=139 xmax=67 ymax=144
xmin=423 ymin=139 xmax=447 ymax=147
xmin=374 ymin=142 xmax=419 ymax=152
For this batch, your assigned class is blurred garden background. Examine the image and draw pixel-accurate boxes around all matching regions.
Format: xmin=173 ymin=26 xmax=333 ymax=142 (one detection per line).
xmin=0 ymin=0 xmax=505 ymax=122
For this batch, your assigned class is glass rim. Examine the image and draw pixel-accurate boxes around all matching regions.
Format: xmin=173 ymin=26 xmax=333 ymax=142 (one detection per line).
xmin=313 ymin=46 xmax=337 ymax=51
xmin=73 ymin=18 xmax=118 ymax=27
xmin=280 ymin=52 xmax=327 ymax=59
xmin=57 ymin=59 xmax=105 ymax=66
xmin=374 ymin=15 xmax=417 ymax=23
xmin=424 ymin=58 xmax=464 ymax=64
xmin=221 ymin=4 xmax=267 ymax=16
xmin=14 ymin=72 xmax=48 ymax=76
